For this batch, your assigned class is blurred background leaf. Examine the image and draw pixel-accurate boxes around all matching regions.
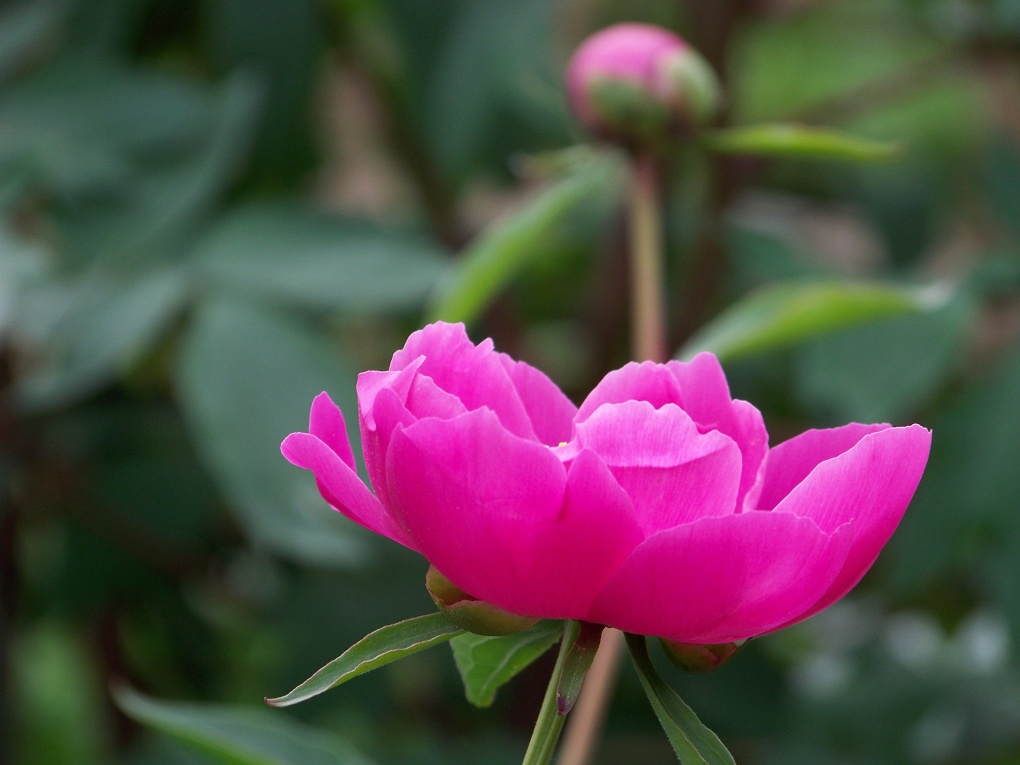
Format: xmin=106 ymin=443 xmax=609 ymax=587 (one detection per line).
xmin=2 ymin=1 xmax=1020 ymax=764
xmin=176 ymin=298 xmax=368 ymax=566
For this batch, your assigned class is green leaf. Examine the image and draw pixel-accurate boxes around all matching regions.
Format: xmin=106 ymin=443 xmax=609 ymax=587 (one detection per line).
xmin=889 ymin=338 xmax=1020 ymax=600
xmin=15 ymin=267 xmax=188 ymax=410
xmin=707 ymin=124 xmax=900 ymax=162
xmin=626 ymin=633 xmax=735 ymax=765
xmin=421 ymin=0 xmax=564 ymax=182
xmin=0 ymin=0 xmax=67 ymax=85
xmin=556 ymin=622 xmax=603 ymax=715
xmin=267 ymin=613 xmax=463 ymax=707
xmin=678 ymin=280 xmax=949 ymax=363
xmin=175 ymin=298 xmax=366 ymax=566
xmin=427 ymin=153 xmax=623 ymax=325
xmin=114 ymin=686 xmax=375 ymax=765
xmin=203 ymin=0 xmax=324 ymax=186
xmin=192 ymin=202 xmax=449 ymax=312
xmin=450 ymin=620 xmax=562 ymax=708
xmin=795 ymin=294 xmax=973 ymax=422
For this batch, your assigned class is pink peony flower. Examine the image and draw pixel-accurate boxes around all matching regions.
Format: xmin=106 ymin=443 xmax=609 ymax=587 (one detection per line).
xmin=282 ymin=322 xmax=931 ymax=644
xmin=565 ymin=23 xmax=720 ymax=144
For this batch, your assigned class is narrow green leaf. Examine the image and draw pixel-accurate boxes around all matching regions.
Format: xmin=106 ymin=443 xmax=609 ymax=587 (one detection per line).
xmin=626 ymin=633 xmax=735 ymax=765
xmin=451 ymin=620 xmax=562 ymax=708
xmin=114 ymin=685 xmax=375 ymax=765
xmin=707 ymin=123 xmax=900 ymax=162
xmin=556 ymin=622 xmax=603 ymax=715
xmin=678 ymin=280 xmax=950 ymax=363
xmin=427 ymin=154 xmax=623 ymax=325
xmin=267 ymin=613 xmax=463 ymax=707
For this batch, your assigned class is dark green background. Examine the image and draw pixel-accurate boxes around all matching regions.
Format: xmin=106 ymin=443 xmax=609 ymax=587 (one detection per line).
xmin=2 ymin=0 xmax=1019 ymax=763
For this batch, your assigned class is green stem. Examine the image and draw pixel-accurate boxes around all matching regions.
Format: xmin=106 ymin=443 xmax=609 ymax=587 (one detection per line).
xmin=629 ymin=152 xmax=667 ymax=363
xmin=522 ymin=620 xmax=581 ymax=765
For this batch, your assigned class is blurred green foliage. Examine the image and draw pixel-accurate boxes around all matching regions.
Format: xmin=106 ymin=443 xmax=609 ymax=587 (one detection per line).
xmin=1 ymin=0 xmax=1020 ymax=763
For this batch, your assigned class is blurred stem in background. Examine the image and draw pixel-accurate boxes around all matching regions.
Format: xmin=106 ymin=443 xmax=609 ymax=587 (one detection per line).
xmin=557 ymin=151 xmax=667 ymax=765
xmin=628 ymin=153 xmax=668 ymax=364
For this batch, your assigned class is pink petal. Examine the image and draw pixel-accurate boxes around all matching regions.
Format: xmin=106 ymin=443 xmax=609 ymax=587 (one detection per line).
xmin=570 ymin=401 xmax=742 ymax=535
xmin=576 ymin=361 xmax=683 ymax=423
xmin=667 ymin=354 xmax=768 ymax=505
xmin=358 ymin=386 xmax=417 ymax=512
xmin=357 ymin=363 xmax=421 ymax=510
xmin=491 ymin=449 xmax=644 ymax=617
xmin=385 ymin=408 xmax=573 ymax=618
xmin=752 ymin=422 xmax=891 ymax=512
xmin=499 ymin=354 xmax=577 ymax=446
xmin=357 ymin=361 xmax=468 ymax=510
xmin=308 ymin=392 xmax=355 ymax=470
xmin=771 ymin=424 xmax=932 ymax=624
xmin=356 ymin=359 xmax=422 ymax=431
xmin=281 ymin=432 xmax=414 ymax=549
xmin=386 ymin=322 xmax=536 ymax=440
xmin=566 ymin=24 xmax=687 ymax=128
xmin=405 ymin=371 xmax=468 ymax=420
xmin=587 ymin=512 xmax=852 ymax=644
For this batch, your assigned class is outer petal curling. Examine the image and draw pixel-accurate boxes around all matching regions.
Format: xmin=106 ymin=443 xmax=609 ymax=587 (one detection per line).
xmin=571 ymin=401 xmax=742 ymax=534
xmin=281 ymin=432 xmax=413 ymax=549
xmin=772 ymin=424 xmax=932 ymax=624
xmin=385 ymin=408 xmax=568 ymax=617
xmin=308 ymin=392 xmax=355 ymax=470
xmin=356 ymin=357 xmax=424 ymax=431
xmin=358 ymin=363 xmax=468 ymax=510
xmin=388 ymin=323 xmax=536 ymax=440
xmin=753 ymin=422 xmax=891 ymax=512
xmin=587 ymin=511 xmax=852 ymax=644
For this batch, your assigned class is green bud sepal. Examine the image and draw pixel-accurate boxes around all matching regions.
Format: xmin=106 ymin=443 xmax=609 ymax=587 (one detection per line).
xmin=426 ymin=565 xmax=540 ymax=636
xmin=659 ymin=637 xmax=746 ymax=673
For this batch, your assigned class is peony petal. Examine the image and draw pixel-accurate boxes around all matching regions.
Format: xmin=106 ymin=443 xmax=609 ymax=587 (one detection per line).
xmin=356 ymin=359 xmax=423 ymax=431
xmin=359 ymin=387 xmax=417 ymax=511
xmin=308 ymin=392 xmax=355 ymax=470
xmin=576 ymin=361 xmax=683 ymax=422
xmin=753 ymin=422 xmax=891 ymax=512
xmin=405 ymin=371 xmax=468 ymax=420
xmin=505 ymin=449 xmax=644 ymax=616
xmin=499 ymin=354 xmax=577 ymax=446
xmin=388 ymin=322 xmax=537 ymax=440
xmin=667 ymin=354 xmax=768 ymax=506
xmin=772 ymin=424 xmax=932 ymax=624
xmin=571 ymin=401 xmax=742 ymax=534
xmin=385 ymin=408 xmax=572 ymax=618
xmin=281 ymin=432 xmax=413 ymax=549
xmin=358 ymin=360 xmax=469 ymax=510
xmin=587 ymin=511 xmax=852 ymax=644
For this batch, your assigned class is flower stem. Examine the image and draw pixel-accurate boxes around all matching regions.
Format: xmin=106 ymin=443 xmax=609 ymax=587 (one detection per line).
xmin=555 ymin=627 xmax=624 ymax=765
xmin=556 ymin=151 xmax=668 ymax=765
xmin=629 ymin=151 xmax=667 ymax=364
xmin=522 ymin=620 xmax=581 ymax=765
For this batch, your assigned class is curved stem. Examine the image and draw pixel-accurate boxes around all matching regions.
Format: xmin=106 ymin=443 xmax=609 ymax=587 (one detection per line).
xmin=629 ymin=152 xmax=668 ymax=363
xmin=522 ymin=621 xmax=581 ymax=765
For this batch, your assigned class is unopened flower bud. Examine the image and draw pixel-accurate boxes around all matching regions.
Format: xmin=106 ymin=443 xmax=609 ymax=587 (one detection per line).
xmin=426 ymin=565 xmax=539 ymax=636
xmin=660 ymin=638 xmax=746 ymax=673
xmin=565 ymin=23 xmax=720 ymax=147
